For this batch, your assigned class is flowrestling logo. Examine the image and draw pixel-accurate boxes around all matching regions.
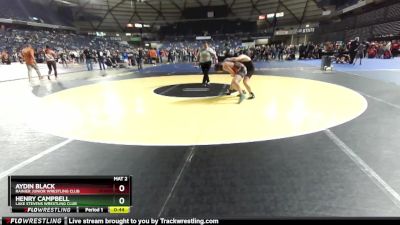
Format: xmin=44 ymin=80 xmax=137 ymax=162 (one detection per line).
xmin=4 ymin=218 xmax=63 ymax=224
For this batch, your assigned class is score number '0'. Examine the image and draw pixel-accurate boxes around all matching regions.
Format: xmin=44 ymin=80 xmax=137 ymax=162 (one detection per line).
xmin=119 ymin=185 xmax=126 ymax=205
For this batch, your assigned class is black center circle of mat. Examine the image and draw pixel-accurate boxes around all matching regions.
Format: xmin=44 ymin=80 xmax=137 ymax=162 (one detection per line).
xmin=154 ymin=83 xmax=229 ymax=97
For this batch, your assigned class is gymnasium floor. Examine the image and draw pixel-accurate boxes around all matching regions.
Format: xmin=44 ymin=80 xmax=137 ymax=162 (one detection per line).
xmin=1 ymin=58 xmax=400 ymax=217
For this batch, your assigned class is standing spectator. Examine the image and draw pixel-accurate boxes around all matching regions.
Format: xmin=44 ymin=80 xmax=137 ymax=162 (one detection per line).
xmin=149 ymin=48 xmax=157 ymax=65
xmin=83 ymin=48 xmax=93 ymax=71
xmin=137 ymin=48 xmax=144 ymax=70
xmin=44 ymin=45 xmax=58 ymax=80
xmin=298 ymin=44 xmax=305 ymax=60
xmin=353 ymin=43 xmax=365 ymax=65
xmin=128 ymin=50 xmax=135 ymax=66
xmin=384 ymin=41 xmax=392 ymax=58
xmin=123 ymin=50 xmax=129 ymax=64
xmin=158 ymin=49 xmax=163 ymax=63
xmin=60 ymin=51 xmax=68 ymax=67
xmin=22 ymin=44 xmax=42 ymax=82
xmin=367 ymin=44 xmax=377 ymax=58
xmin=17 ymin=50 xmax=23 ymax=64
xmin=70 ymin=50 xmax=76 ymax=64
xmin=106 ymin=49 xmax=111 ymax=58
xmin=168 ymin=48 xmax=174 ymax=63
xmin=349 ymin=37 xmax=360 ymax=64
xmin=377 ymin=43 xmax=384 ymax=58
xmin=97 ymin=49 xmax=106 ymax=70
xmin=392 ymin=41 xmax=400 ymax=57
xmin=191 ymin=49 xmax=196 ymax=62
xmin=271 ymin=45 xmax=276 ymax=59
xmin=277 ymin=44 xmax=284 ymax=61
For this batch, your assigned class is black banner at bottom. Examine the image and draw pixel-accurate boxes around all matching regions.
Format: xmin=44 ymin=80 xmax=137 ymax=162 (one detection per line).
xmin=2 ymin=217 xmax=400 ymax=225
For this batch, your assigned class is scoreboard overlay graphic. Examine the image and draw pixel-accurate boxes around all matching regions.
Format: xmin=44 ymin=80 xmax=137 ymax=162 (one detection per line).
xmin=8 ymin=176 xmax=132 ymax=214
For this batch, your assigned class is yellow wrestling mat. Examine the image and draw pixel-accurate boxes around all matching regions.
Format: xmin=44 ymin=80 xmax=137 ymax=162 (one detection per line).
xmin=30 ymin=75 xmax=368 ymax=146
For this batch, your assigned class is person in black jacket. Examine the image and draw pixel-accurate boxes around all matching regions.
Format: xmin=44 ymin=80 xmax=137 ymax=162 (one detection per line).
xmin=137 ymin=48 xmax=144 ymax=70
xmin=83 ymin=48 xmax=93 ymax=71
xmin=349 ymin=37 xmax=360 ymax=64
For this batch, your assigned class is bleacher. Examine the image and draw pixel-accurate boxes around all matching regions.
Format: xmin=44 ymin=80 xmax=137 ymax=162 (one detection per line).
xmin=0 ymin=28 xmax=127 ymax=54
xmin=372 ymin=21 xmax=400 ymax=37
xmin=356 ymin=8 xmax=385 ymax=27
xmin=160 ymin=37 xmax=242 ymax=51
xmin=315 ymin=2 xmax=400 ymax=42
xmin=387 ymin=2 xmax=400 ymax=19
